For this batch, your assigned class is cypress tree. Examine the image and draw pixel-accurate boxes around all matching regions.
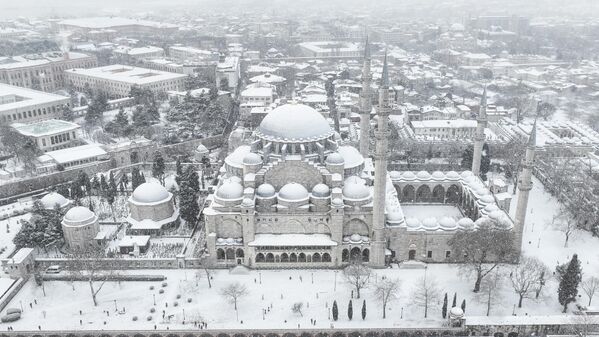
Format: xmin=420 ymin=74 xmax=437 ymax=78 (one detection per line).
xmin=348 ymin=300 xmax=353 ymax=320
xmin=452 ymin=293 xmax=457 ymax=308
xmin=152 ymin=151 xmax=165 ymax=185
xmin=361 ymin=300 xmax=366 ymax=320
xmin=332 ymin=300 xmax=338 ymax=321
xmin=461 ymin=299 xmax=466 ymax=313
xmin=442 ymin=293 xmax=448 ymax=319
xmin=557 ymin=254 xmax=583 ymax=313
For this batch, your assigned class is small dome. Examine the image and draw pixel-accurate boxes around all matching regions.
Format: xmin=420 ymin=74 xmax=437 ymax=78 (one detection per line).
xmin=463 ymin=175 xmax=478 ymax=186
xmin=475 ymin=217 xmax=490 ymax=228
xmin=132 ymin=182 xmax=170 ymax=203
xmin=241 ymin=198 xmax=254 ymax=207
xmin=406 ymin=217 xmax=422 ymax=229
xmin=484 ymin=204 xmax=500 ymax=213
xmin=338 ymin=146 xmax=364 ymax=169
xmin=64 ymin=206 xmax=95 ymax=224
xmin=242 ymin=153 xmax=262 ymax=165
xmin=326 ymin=152 xmax=345 ymax=165
xmin=278 ymin=183 xmax=309 ymax=201
xmin=256 ymin=183 xmax=276 ymax=198
xmin=446 ymin=171 xmax=460 ymax=180
xmin=312 ymin=184 xmax=330 ymax=197
xmin=432 ymin=171 xmax=445 ymax=180
xmin=422 ymin=217 xmax=439 ymax=230
xmin=332 ymin=198 xmax=344 ymax=206
xmin=449 ymin=307 xmax=464 ymax=318
xmin=40 ymin=192 xmax=69 ymax=209
xmin=480 ymin=195 xmax=495 ymax=204
xmin=216 ymin=180 xmax=244 ymax=200
xmin=402 ymin=171 xmax=416 ymax=180
xmin=439 ymin=217 xmax=457 ymax=230
xmin=217 ymin=238 xmax=225 ymax=243
xmin=226 ymin=238 xmax=235 ymax=244
xmin=389 ymin=171 xmax=401 ymax=179
xmin=342 ymin=176 xmax=370 ymax=200
xmin=416 ymin=171 xmax=431 ymax=180
xmin=350 ymin=234 xmax=362 ymax=242
xmin=196 ymin=144 xmax=209 ymax=154
xmin=475 ymin=186 xmax=490 ymax=196
xmin=461 ymin=171 xmax=474 ymax=178
xmin=387 ymin=210 xmax=403 ymax=222
xmin=489 ymin=210 xmax=504 ymax=220
xmin=457 ymin=217 xmax=475 ymax=230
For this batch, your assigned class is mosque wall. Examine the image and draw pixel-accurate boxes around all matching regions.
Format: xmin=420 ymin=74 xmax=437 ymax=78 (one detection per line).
xmin=387 ymin=227 xmax=455 ymax=263
xmin=261 ymin=159 xmax=324 ymax=190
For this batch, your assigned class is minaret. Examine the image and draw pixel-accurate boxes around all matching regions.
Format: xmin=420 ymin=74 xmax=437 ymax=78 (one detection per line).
xmin=359 ymin=36 xmax=372 ymax=157
xmin=514 ymin=120 xmax=536 ymax=252
xmin=371 ymin=53 xmax=391 ymax=268
xmin=472 ymin=87 xmax=487 ymax=176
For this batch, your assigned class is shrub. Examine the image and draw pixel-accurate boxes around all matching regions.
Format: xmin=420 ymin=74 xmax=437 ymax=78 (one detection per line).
xmin=147 ymin=316 xmax=152 ymax=321
xmin=173 ymin=301 xmax=179 ymax=307
xmin=176 ymin=294 xmax=181 ymax=299
xmin=150 ymin=286 xmax=155 ymax=290
xmin=161 ymin=282 xmax=168 ymax=287
xmin=132 ymin=316 xmax=138 ymax=321
xmin=150 ymin=308 xmax=156 ymax=313
xmin=187 ymin=298 xmax=192 ymax=303
xmin=159 ymin=289 xmax=164 ymax=294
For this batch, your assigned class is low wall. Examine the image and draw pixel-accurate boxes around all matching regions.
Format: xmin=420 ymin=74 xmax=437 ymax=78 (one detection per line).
xmin=0 ymin=277 xmax=26 ymax=313
xmin=42 ymin=274 xmax=165 ymax=282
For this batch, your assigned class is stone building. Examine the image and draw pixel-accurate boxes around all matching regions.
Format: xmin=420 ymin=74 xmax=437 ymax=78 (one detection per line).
xmin=39 ymin=192 xmax=72 ymax=210
xmin=126 ymin=182 xmax=179 ymax=236
xmin=61 ymin=206 xmax=100 ymax=250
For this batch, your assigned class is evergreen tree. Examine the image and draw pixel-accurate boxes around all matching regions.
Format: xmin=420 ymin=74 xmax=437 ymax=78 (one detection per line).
xmin=348 ymin=300 xmax=353 ymax=320
xmin=85 ymin=90 xmax=108 ymax=126
xmin=481 ymin=143 xmax=491 ymax=181
xmin=100 ymin=174 xmax=109 ymax=193
xmin=175 ymin=156 xmax=184 ymax=185
xmin=461 ymin=299 xmax=466 ymax=313
xmin=332 ymin=300 xmax=338 ymax=321
xmin=179 ymin=166 xmax=200 ymax=227
xmin=461 ymin=148 xmax=473 ymax=169
xmin=442 ymin=293 xmax=448 ymax=319
xmin=452 ymin=293 xmax=457 ymax=307
xmin=105 ymin=107 xmax=132 ymax=138
xmin=91 ymin=175 xmax=101 ymax=194
xmin=106 ymin=171 xmax=118 ymax=221
xmin=120 ymin=173 xmax=129 ymax=194
xmin=152 ymin=151 xmax=166 ymax=185
xmin=361 ymin=299 xmax=366 ymax=320
xmin=70 ymin=180 xmax=84 ymax=202
xmin=60 ymin=105 xmax=75 ymax=121
xmin=131 ymin=167 xmax=142 ymax=190
xmin=557 ymin=254 xmax=583 ymax=312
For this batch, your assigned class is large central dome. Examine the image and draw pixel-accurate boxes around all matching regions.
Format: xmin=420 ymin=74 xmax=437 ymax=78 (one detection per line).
xmin=256 ymin=103 xmax=333 ymax=142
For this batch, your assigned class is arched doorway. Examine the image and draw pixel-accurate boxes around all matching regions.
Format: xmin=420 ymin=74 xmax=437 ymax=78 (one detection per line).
xmin=281 ymin=253 xmax=289 ymax=263
xmin=266 ymin=253 xmax=275 ymax=262
xmin=322 ymin=253 xmax=331 ymax=262
xmin=256 ymin=253 xmax=265 ymax=263
xmin=408 ymin=249 xmax=416 ymax=260
xmin=226 ymin=248 xmax=235 ymax=260
xmin=432 ymin=185 xmax=445 ymax=203
xmin=298 ymin=253 xmax=306 ymax=262
xmin=402 ymin=185 xmax=415 ymax=202
xmin=350 ymin=247 xmax=361 ymax=262
xmin=290 ymin=253 xmax=298 ymax=262
xmin=313 ymin=253 xmax=321 ymax=262
xmin=217 ymin=248 xmax=225 ymax=260
xmin=362 ymin=249 xmax=370 ymax=262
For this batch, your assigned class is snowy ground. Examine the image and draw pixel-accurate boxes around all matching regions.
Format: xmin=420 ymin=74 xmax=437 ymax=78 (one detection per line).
xmin=402 ymin=205 xmax=463 ymax=220
xmin=0 ymin=214 xmax=28 ymax=260
xmin=1 ymin=176 xmax=598 ymax=331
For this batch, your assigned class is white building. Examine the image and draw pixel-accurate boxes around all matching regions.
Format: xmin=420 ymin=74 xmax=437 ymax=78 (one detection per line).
xmin=411 ymin=119 xmax=478 ymax=140
xmin=13 ymin=119 xmax=80 ymax=152
xmin=126 ymin=182 xmax=179 ymax=236
xmin=114 ymin=46 xmax=165 ymax=61
xmin=216 ymin=56 xmax=240 ymax=90
xmin=298 ymin=41 xmax=361 ymax=57
xmin=0 ymin=84 xmax=70 ymax=124
xmin=168 ymin=46 xmax=218 ymax=62
xmin=65 ymin=64 xmax=186 ymax=98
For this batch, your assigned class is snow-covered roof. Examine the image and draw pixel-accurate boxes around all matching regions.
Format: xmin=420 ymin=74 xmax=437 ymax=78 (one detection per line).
xmin=118 ymin=235 xmax=151 ymax=248
xmin=131 ymin=182 xmax=170 ymax=204
xmin=13 ymin=119 xmax=79 ymax=137
xmin=43 ymin=144 xmax=107 ymax=165
xmin=40 ymin=192 xmax=70 ymax=210
xmin=278 ymin=183 xmax=309 ymax=201
xmin=256 ymin=103 xmax=333 ymax=143
xmin=249 ymin=234 xmax=338 ymax=247
xmin=63 ymin=206 xmax=96 ymax=226
xmin=65 ymin=64 xmax=186 ymax=85
xmin=0 ymin=84 xmax=69 ymax=112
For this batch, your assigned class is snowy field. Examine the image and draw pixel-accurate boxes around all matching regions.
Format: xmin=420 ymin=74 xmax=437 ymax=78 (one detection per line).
xmin=401 ymin=205 xmax=463 ymax=220
xmin=0 ymin=214 xmax=27 ymax=260
xmin=1 ymin=177 xmax=598 ymax=331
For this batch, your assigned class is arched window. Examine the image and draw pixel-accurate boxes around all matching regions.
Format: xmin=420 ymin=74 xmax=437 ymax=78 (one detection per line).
xmin=432 ymin=185 xmax=445 ymax=203
xmin=217 ymin=248 xmax=225 ymax=260
xmin=402 ymin=185 xmax=415 ymax=203
xmin=226 ymin=248 xmax=235 ymax=260
xmin=298 ymin=253 xmax=306 ymax=262
xmin=290 ymin=253 xmax=298 ymax=262
xmin=362 ymin=249 xmax=370 ymax=262
xmin=350 ymin=247 xmax=361 ymax=262
xmin=416 ymin=185 xmax=431 ymax=202
xmin=256 ymin=253 xmax=265 ymax=263
xmin=281 ymin=253 xmax=289 ymax=262
xmin=236 ymin=249 xmax=244 ymax=258
xmin=313 ymin=253 xmax=322 ymax=263
xmin=446 ymin=185 xmax=460 ymax=204
xmin=342 ymin=249 xmax=349 ymax=262
xmin=266 ymin=253 xmax=275 ymax=263
xmin=322 ymin=253 xmax=331 ymax=262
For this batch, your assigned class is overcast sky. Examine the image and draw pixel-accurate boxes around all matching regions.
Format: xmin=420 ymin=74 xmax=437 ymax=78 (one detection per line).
xmin=1 ymin=0 xmax=598 ymax=20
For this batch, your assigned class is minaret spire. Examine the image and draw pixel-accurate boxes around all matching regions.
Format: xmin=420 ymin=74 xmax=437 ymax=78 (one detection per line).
xmin=358 ymin=36 xmax=372 ymax=157
xmin=371 ymin=51 xmax=390 ymax=268
xmin=472 ymin=86 xmax=487 ymax=176
xmin=514 ymin=119 xmax=537 ymax=254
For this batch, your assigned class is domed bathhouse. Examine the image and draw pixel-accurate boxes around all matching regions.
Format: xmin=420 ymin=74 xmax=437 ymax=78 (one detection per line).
xmin=39 ymin=192 xmax=72 ymax=210
xmin=61 ymin=206 xmax=100 ymax=250
xmin=203 ymin=53 xmax=525 ymax=269
xmin=126 ymin=182 xmax=179 ymax=236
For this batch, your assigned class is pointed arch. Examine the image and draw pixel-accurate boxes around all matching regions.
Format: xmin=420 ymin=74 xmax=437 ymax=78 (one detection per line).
xmin=401 ymin=185 xmax=415 ymax=202
xmin=416 ymin=185 xmax=431 ymax=202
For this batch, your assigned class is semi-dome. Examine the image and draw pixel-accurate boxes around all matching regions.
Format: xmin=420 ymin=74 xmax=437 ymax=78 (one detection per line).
xmin=278 ymin=183 xmax=309 ymax=201
xmin=312 ymin=184 xmax=330 ymax=197
xmin=326 ymin=152 xmax=345 ymax=165
xmin=40 ymin=192 xmax=69 ymax=209
xmin=256 ymin=183 xmax=276 ymax=198
xmin=63 ymin=206 xmax=95 ymax=225
xmin=416 ymin=171 xmax=431 ymax=180
xmin=342 ymin=176 xmax=370 ymax=200
xmin=457 ymin=217 xmax=475 ymax=230
xmin=216 ymin=180 xmax=244 ymax=200
xmin=242 ymin=152 xmax=262 ymax=165
xmin=449 ymin=307 xmax=464 ymax=318
xmin=332 ymin=198 xmax=344 ymax=206
xmin=337 ymin=146 xmax=364 ymax=169
xmin=256 ymin=103 xmax=333 ymax=142
xmin=132 ymin=182 xmax=170 ymax=204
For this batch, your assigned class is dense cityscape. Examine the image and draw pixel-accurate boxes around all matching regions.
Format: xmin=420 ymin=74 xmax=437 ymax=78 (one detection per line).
xmin=0 ymin=0 xmax=598 ymax=336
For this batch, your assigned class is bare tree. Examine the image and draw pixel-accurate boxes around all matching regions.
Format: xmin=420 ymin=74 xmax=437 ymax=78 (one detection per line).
xmin=475 ymin=269 xmax=504 ymax=316
xmin=291 ymin=302 xmax=304 ymax=316
xmin=582 ymin=277 xmax=599 ymax=306
xmin=448 ymin=221 xmax=516 ymax=292
xmin=343 ymin=262 xmax=372 ymax=299
xmin=495 ymin=138 xmax=526 ymax=193
xmin=220 ymin=282 xmax=248 ymax=321
xmin=411 ymin=276 xmax=441 ymax=318
xmin=374 ymin=277 xmax=400 ymax=319
xmin=552 ymin=206 xmax=577 ymax=247
xmin=68 ymin=244 xmax=115 ymax=306
xmin=509 ymin=256 xmax=549 ymax=308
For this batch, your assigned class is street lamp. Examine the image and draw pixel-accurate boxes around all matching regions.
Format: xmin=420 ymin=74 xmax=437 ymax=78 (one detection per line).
xmin=153 ymin=294 xmax=156 ymax=306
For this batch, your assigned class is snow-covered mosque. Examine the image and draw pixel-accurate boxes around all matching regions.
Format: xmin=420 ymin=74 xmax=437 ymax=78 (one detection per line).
xmin=203 ymin=43 xmax=532 ymax=269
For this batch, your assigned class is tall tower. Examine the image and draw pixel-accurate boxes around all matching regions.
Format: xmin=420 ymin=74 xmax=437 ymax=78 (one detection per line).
xmin=514 ymin=120 xmax=536 ymax=252
xmin=359 ymin=36 xmax=372 ymax=157
xmin=472 ymin=87 xmax=487 ymax=176
xmin=371 ymin=53 xmax=391 ymax=268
